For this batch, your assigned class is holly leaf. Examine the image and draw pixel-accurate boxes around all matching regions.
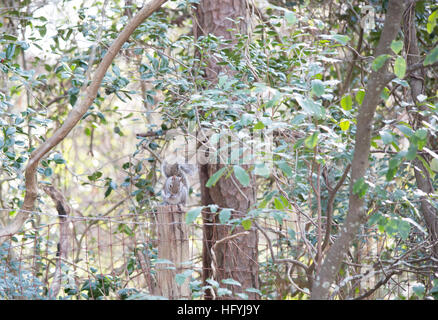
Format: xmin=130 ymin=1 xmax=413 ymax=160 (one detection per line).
xmin=186 ymin=207 xmax=202 ymax=224
xmin=206 ymin=167 xmax=227 ymax=188
xmin=424 ymin=46 xmax=438 ymax=66
xmin=394 ymin=56 xmax=406 ymax=79
xmin=233 ymin=165 xmax=250 ymax=187
xmin=372 ymin=54 xmax=390 ymax=71
xmin=390 ymin=40 xmax=403 ymax=54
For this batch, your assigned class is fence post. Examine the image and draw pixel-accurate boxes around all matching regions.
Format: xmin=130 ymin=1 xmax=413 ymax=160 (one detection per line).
xmin=155 ymin=205 xmax=191 ymax=299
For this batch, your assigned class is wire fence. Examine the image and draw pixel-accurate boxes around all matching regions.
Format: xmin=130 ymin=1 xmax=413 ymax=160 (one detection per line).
xmin=0 ymin=206 xmax=297 ymax=300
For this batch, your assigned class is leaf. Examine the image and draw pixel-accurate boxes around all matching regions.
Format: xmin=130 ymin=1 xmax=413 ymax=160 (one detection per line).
xmin=285 ymin=11 xmax=297 ymax=25
xmin=254 ymin=162 xmax=270 ymax=178
xmin=394 ymin=56 xmax=406 ymax=79
xmin=406 ymin=143 xmax=418 ymax=161
xmin=185 ymin=207 xmax=202 ymax=224
xmin=233 ymin=165 xmax=250 ymax=187
xmin=380 ymin=131 xmax=393 ymax=144
xmin=340 ymin=95 xmax=353 ymax=111
xmin=295 ymin=95 xmax=325 ymax=119
xmin=206 ymin=167 xmax=227 ymax=188
xmin=219 ymin=209 xmax=231 ymax=224
xmin=390 ymin=40 xmax=403 ymax=54
xmin=396 ymin=124 xmax=414 ymax=138
xmin=5 ymin=44 xmax=16 ymax=60
xmin=372 ymin=54 xmax=390 ymax=71
xmin=352 ymin=177 xmax=369 ymax=198
xmin=221 ymin=278 xmax=242 ymax=287
xmin=355 ymin=90 xmax=365 ymax=105
xmin=277 ymin=161 xmax=293 ymax=177
xmin=427 ymin=9 xmax=438 ymax=34
xmin=415 ymin=129 xmax=428 ymax=141
xmin=274 ymin=198 xmax=285 ymax=210
xmin=44 ymin=167 xmax=53 ymax=177
xmin=431 ymin=158 xmax=438 ymax=172
xmin=253 ymin=121 xmax=265 ymax=130
xmin=339 ymin=119 xmax=350 ymax=131
xmin=242 ymin=219 xmax=252 ymax=230
xmin=304 ymin=131 xmax=319 ymax=149
xmin=321 ymin=34 xmax=350 ymax=45
xmin=397 ymin=220 xmax=411 ymax=240
xmin=175 ymin=270 xmax=193 ymax=286
xmin=311 ymin=79 xmax=325 ymax=97
xmin=424 ymin=46 xmax=438 ymax=66
xmin=217 ymin=288 xmax=232 ymax=297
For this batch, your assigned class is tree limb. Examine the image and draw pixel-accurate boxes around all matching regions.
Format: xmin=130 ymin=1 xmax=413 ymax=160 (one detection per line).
xmin=0 ymin=0 xmax=168 ymax=244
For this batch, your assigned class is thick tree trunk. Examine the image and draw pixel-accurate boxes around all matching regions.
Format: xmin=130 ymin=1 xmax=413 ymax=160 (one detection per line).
xmin=311 ymin=0 xmax=406 ymax=299
xmin=195 ymin=0 xmax=259 ymax=299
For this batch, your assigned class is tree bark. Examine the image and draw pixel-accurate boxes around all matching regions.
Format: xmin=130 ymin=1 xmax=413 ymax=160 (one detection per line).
xmin=156 ymin=205 xmax=191 ymax=299
xmin=311 ymin=0 xmax=406 ymax=300
xmin=0 ymin=0 xmax=168 ymax=244
xmin=195 ymin=0 xmax=260 ymax=299
xmin=402 ymin=1 xmax=438 ymax=258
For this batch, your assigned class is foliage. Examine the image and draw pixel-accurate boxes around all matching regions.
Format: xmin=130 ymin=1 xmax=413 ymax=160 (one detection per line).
xmin=0 ymin=0 xmax=437 ymax=300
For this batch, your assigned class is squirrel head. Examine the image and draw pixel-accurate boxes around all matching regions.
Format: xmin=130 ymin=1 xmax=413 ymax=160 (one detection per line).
xmin=168 ymin=176 xmax=182 ymax=194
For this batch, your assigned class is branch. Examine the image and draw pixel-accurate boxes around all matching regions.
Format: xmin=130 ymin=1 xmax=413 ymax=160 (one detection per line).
xmin=0 ymin=0 xmax=168 ymax=243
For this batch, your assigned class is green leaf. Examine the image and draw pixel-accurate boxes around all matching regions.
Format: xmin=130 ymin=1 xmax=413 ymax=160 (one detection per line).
xmin=233 ymin=165 xmax=250 ymax=187
xmin=321 ymin=34 xmax=350 ymax=45
xmin=217 ymin=288 xmax=232 ymax=297
xmin=431 ymin=158 xmax=438 ymax=172
xmin=185 ymin=207 xmax=202 ymax=224
xmin=5 ymin=44 xmax=16 ymax=60
xmin=339 ymin=119 xmax=350 ymax=131
xmin=304 ymin=131 xmax=319 ymax=149
xmin=406 ymin=143 xmax=418 ymax=161
xmin=355 ymin=90 xmax=365 ymax=105
xmin=253 ymin=121 xmax=265 ymax=130
xmin=206 ymin=167 xmax=227 ymax=188
xmin=277 ymin=161 xmax=293 ymax=177
xmin=427 ymin=10 xmax=438 ymax=34
xmin=221 ymin=278 xmax=242 ymax=287
xmin=175 ymin=270 xmax=193 ymax=286
xmin=424 ymin=46 xmax=438 ymax=66
xmin=396 ymin=124 xmax=414 ymax=138
xmin=254 ymin=162 xmax=270 ymax=178
xmin=398 ymin=220 xmax=411 ymax=240
xmin=394 ymin=56 xmax=406 ymax=79
xmin=274 ymin=198 xmax=285 ymax=210
xmin=390 ymin=40 xmax=403 ymax=54
xmin=311 ymin=79 xmax=325 ymax=97
xmin=242 ymin=219 xmax=252 ymax=230
xmin=352 ymin=177 xmax=369 ymax=198
xmin=295 ymin=96 xmax=325 ymax=119
xmin=380 ymin=131 xmax=394 ymax=144
xmin=372 ymin=54 xmax=390 ymax=71
xmin=44 ymin=167 xmax=53 ymax=177
xmin=340 ymin=95 xmax=353 ymax=111
xmin=285 ymin=11 xmax=297 ymax=25
xmin=415 ymin=129 xmax=428 ymax=141
xmin=219 ymin=209 xmax=231 ymax=224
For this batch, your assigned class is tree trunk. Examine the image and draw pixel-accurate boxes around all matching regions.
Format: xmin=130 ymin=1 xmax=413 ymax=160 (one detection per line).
xmin=402 ymin=1 xmax=438 ymax=259
xmin=311 ymin=0 xmax=406 ymax=299
xmin=195 ymin=0 xmax=260 ymax=299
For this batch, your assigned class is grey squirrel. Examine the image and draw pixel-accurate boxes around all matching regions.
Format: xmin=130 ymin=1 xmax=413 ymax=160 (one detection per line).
xmin=161 ymin=161 xmax=196 ymax=205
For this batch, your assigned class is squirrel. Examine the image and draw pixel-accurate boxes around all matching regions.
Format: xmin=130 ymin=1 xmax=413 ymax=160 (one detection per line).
xmin=161 ymin=161 xmax=196 ymax=205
